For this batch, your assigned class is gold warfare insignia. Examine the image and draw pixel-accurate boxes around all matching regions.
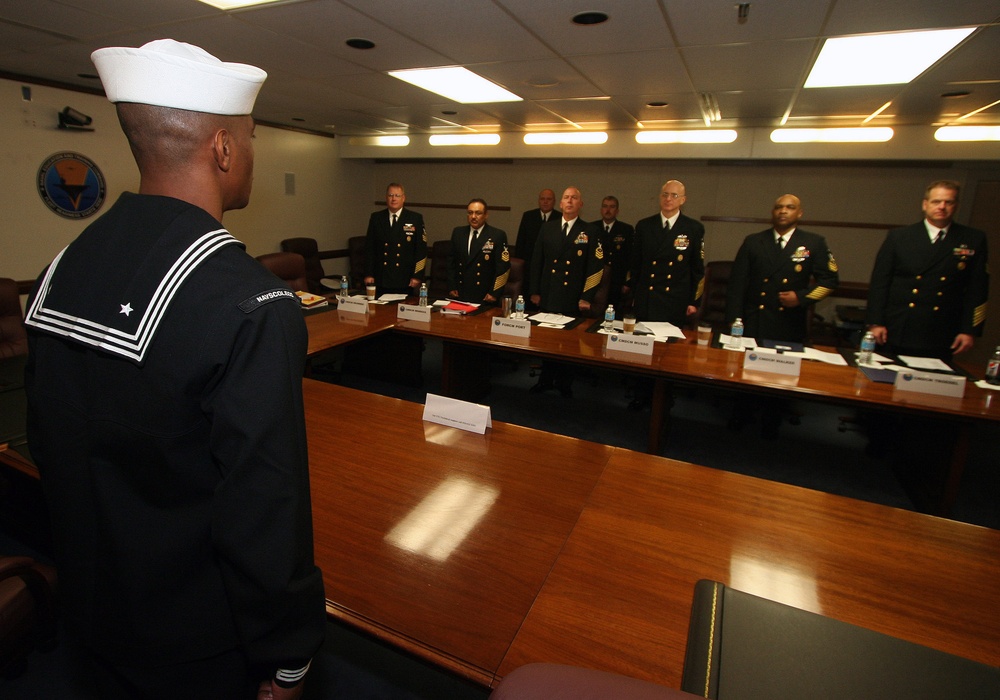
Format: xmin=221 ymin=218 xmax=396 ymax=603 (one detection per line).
xmin=502 ymin=245 xmax=510 ymax=262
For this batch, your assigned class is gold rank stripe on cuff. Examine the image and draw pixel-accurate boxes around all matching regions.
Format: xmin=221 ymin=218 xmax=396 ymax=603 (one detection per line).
xmin=494 ymin=270 xmax=509 ymax=292
xmin=694 ymin=278 xmax=704 ymax=301
xmin=974 ymin=302 xmax=987 ymax=327
xmin=583 ymin=268 xmax=603 ymax=292
xmin=805 ymin=286 xmax=834 ymax=301
xmin=414 ymin=257 xmax=426 ymax=274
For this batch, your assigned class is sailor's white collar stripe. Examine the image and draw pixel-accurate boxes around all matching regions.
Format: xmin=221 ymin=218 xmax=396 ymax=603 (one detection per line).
xmin=25 ymin=228 xmax=238 ymax=363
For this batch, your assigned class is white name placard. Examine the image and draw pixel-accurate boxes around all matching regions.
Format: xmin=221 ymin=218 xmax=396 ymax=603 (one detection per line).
xmin=893 ymin=370 xmax=966 ymax=398
xmin=397 ymin=304 xmax=433 ymax=322
xmin=422 ymin=393 xmax=492 ymax=434
xmin=491 ymin=316 xmax=531 ymax=338
xmin=606 ymin=333 xmax=654 ymax=356
xmin=337 ymin=296 xmax=369 ymax=314
xmin=743 ymin=350 xmax=802 ymax=376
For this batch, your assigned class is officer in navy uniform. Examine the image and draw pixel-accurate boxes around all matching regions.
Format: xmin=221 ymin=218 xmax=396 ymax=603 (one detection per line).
xmin=530 ymin=187 xmax=604 ymax=317
xmin=529 ymin=187 xmax=604 ymax=396
xmin=866 ymin=180 xmax=988 ymax=360
xmin=448 ymin=198 xmax=510 ymax=303
xmin=23 ymin=39 xmax=324 ymax=699
xmin=597 ymin=195 xmax=634 ymax=308
xmin=364 ymin=182 xmax=428 ymax=295
xmin=628 ymin=180 xmax=705 ymax=326
xmin=515 ymin=188 xmax=557 ymax=301
xmin=726 ymin=194 xmax=839 ymax=343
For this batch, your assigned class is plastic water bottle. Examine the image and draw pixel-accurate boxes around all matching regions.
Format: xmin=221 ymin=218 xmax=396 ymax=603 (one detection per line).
xmin=727 ymin=317 xmax=744 ymax=349
xmin=603 ymin=304 xmax=615 ymax=331
xmin=986 ymin=346 xmax=1000 ymax=385
xmin=515 ymin=295 xmax=525 ymax=319
xmin=418 ymin=282 xmax=428 ymax=307
xmin=339 ymin=275 xmax=349 ymax=299
xmin=858 ymin=331 xmax=876 ymax=365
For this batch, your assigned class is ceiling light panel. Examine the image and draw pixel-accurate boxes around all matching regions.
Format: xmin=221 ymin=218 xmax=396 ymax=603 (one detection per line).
xmin=805 ymin=28 xmax=976 ymax=88
xmin=388 ymin=67 xmax=522 ymax=104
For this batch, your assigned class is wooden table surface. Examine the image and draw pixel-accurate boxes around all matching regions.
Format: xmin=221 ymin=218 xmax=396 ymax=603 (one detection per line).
xmin=302 ymin=379 xmax=1000 ymax=689
xmin=303 ymin=378 xmax=612 ymax=685
xmin=498 ymin=450 xmax=1000 ymax=687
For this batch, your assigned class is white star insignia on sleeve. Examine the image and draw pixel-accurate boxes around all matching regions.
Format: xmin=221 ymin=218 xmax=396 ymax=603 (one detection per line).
xmin=119 ymin=302 xmax=133 ymax=317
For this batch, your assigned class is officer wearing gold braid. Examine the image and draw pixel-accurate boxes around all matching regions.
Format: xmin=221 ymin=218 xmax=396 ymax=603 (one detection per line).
xmin=866 ymin=180 xmax=989 ymax=360
xmin=529 ymin=186 xmax=604 ymax=317
xmin=726 ymin=194 xmax=839 ymax=343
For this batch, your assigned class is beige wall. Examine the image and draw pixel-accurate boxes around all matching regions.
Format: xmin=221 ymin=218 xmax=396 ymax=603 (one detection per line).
xmin=1 ymin=78 xmax=368 ymax=282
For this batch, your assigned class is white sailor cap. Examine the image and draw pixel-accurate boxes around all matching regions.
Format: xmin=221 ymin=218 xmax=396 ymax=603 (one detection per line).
xmin=91 ymin=39 xmax=267 ymax=116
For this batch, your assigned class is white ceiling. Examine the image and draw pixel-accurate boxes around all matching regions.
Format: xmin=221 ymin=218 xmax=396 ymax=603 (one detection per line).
xmin=1 ymin=0 xmax=998 ymax=137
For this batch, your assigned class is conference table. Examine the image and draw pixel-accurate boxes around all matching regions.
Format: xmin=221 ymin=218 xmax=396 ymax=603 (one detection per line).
xmin=306 ymin=299 xmax=1000 ymax=516
xmin=304 ymin=379 xmax=1000 ymax=689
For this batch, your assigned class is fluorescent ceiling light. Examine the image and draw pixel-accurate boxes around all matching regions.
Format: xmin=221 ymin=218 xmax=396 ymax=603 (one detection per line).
xmin=934 ymin=126 xmax=1000 ymax=142
xmin=347 ymin=135 xmax=410 ymax=147
xmin=805 ymin=28 xmax=975 ymax=88
xmin=388 ymin=67 xmax=522 ymax=104
xmin=429 ymin=134 xmax=501 ymax=146
xmin=523 ymin=132 xmax=608 ymax=145
xmin=636 ymin=130 xmax=737 ymax=144
xmin=197 ymin=0 xmax=285 ymax=8
xmin=770 ymin=127 xmax=893 ymax=143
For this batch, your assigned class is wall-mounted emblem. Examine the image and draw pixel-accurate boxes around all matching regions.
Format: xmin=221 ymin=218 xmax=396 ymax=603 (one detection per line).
xmin=37 ymin=152 xmax=106 ymax=219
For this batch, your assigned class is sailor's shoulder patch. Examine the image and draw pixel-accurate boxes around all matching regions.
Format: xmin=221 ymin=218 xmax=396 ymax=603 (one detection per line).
xmin=239 ymin=287 xmax=297 ymax=313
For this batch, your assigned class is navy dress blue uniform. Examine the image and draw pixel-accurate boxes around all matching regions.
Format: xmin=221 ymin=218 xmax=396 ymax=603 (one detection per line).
xmin=530 ymin=218 xmax=605 ymax=316
xmin=364 ymin=207 xmax=428 ymax=293
xmin=866 ymin=221 xmax=988 ymax=357
xmin=599 ymin=220 xmax=634 ymax=307
xmin=24 ymin=193 xmax=325 ymax=685
xmin=630 ymin=212 xmax=705 ymax=325
xmin=726 ymin=228 xmax=839 ymax=343
xmin=515 ymin=208 xmax=555 ymax=299
xmin=448 ymin=223 xmax=510 ymax=302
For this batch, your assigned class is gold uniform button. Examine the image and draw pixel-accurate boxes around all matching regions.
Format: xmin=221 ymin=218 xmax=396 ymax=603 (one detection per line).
xmin=667 ymin=275 xmax=672 ymax=280
xmin=912 ymin=289 xmax=918 ymax=294
xmin=652 ymin=261 xmax=658 ymax=266
xmin=649 ymin=286 xmax=654 ymax=291
xmin=940 ymin=276 xmax=947 ymax=281
xmin=760 ymin=292 xmax=766 ymax=297
xmin=763 ymin=278 xmax=769 ymax=283
xmin=782 ymin=278 xmax=788 ymax=284
xmin=908 ymin=302 xmax=915 ymax=308
xmin=937 ymin=291 xmax=943 ymax=296
xmin=933 ymin=306 xmax=940 ymax=311
xmin=916 ymin=275 xmax=922 ymax=280
xmin=669 ymin=261 xmax=674 ymax=267
xmin=759 ymin=304 xmax=765 ymax=309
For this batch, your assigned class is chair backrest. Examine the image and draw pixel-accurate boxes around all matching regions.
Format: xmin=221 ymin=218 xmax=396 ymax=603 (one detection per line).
xmin=348 ymin=236 xmax=367 ymax=290
xmin=0 ymin=278 xmax=27 ymax=359
xmin=256 ymin=252 xmax=309 ymax=293
xmin=502 ymin=257 xmax=525 ymax=300
xmin=695 ymin=260 xmax=733 ymax=331
xmin=428 ymin=239 xmax=452 ymax=299
xmin=280 ymin=237 xmax=325 ymax=294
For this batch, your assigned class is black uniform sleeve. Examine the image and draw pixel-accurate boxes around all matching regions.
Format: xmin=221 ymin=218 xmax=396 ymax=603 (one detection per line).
xmin=800 ymin=236 xmax=839 ymax=306
xmin=866 ymin=231 xmax=896 ymax=327
xmin=726 ymin=237 xmax=751 ymax=325
xmin=204 ymin=295 xmax=325 ymax=677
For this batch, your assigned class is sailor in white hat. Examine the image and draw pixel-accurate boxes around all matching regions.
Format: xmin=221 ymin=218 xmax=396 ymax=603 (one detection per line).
xmin=25 ymin=40 xmax=325 ymax=699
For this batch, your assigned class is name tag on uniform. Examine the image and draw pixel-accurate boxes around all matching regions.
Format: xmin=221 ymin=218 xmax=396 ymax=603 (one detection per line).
xmin=491 ymin=316 xmax=531 ymax=338
xmin=744 ymin=349 xmax=802 ymax=376
xmin=398 ymin=304 xmax=432 ymax=322
xmin=337 ymin=296 xmax=369 ymax=314
xmin=606 ymin=333 xmax=654 ymax=356
xmin=893 ymin=369 xmax=966 ymax=398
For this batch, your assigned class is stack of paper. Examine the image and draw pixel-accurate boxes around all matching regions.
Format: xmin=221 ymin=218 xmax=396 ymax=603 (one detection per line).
xmin=295 ymin=291 xmax=328 ymax=308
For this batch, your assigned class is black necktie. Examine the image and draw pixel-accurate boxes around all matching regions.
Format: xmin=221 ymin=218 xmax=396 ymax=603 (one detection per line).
xmin=777 ymin=236 xmax=784 ymax=249
xmin=605 ymin=224 xmax=611 ymax=234
xmin=934 ymin=229 xmax=945 ymax=244
xmin=664 ymin=220 xmax=671 ymax=232
xmin=391 ymin=214 xmax=397 ymax=227
xmin=469 ymin=228 xmax=478 ymax=254
xmin=562 ymin=222 xmax=569 ymax=237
